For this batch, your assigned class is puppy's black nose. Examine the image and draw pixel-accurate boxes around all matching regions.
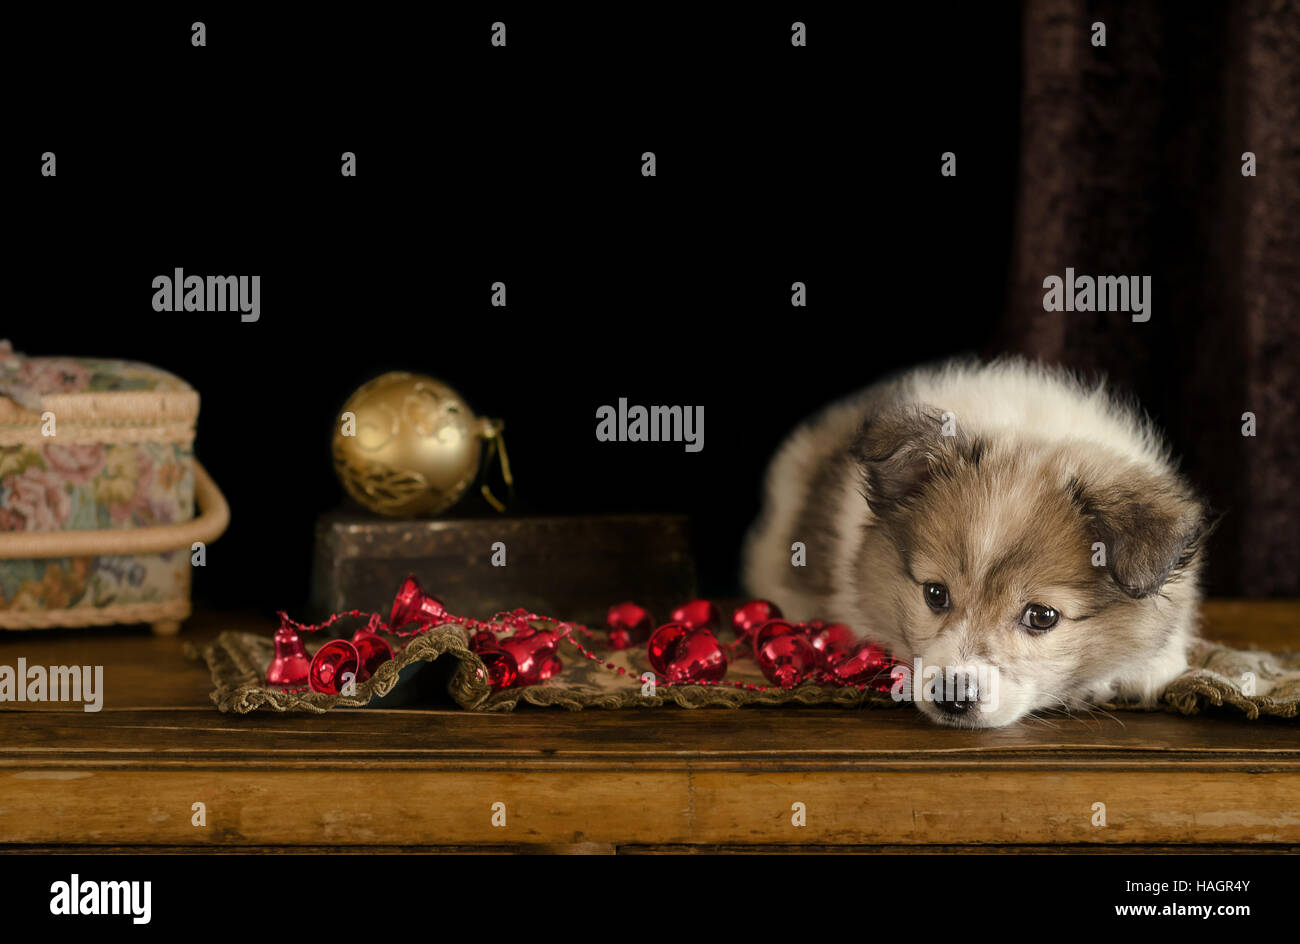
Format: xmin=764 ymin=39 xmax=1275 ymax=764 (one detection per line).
xmin=935 ymin=696 xmax=976 ymax=715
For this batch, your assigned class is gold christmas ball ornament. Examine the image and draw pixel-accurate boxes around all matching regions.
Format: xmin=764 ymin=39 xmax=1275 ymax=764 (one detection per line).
xmin=332 ymin=371 xmax=511 ymax=517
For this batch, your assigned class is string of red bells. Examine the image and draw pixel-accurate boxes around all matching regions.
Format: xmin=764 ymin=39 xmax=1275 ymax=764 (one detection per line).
xmin=266 ymin=575 xmax=899 ymax=696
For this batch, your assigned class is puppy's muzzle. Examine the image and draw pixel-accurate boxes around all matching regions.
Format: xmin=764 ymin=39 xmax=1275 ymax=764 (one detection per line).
xmin=934 ymin=694 xmax=978 ymax=716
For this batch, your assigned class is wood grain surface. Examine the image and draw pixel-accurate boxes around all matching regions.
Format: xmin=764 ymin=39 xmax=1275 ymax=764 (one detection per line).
xmin=0 ymin=601 xmax=1296 ymax=850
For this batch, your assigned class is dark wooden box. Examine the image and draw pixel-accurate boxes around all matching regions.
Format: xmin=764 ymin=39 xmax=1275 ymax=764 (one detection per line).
xmin=310 ymin=512 xmax=698 ymax=626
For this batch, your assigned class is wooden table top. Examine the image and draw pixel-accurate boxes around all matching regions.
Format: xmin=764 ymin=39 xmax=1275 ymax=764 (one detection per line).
xmin=1 ymin=600 xmax=1297 ymax=851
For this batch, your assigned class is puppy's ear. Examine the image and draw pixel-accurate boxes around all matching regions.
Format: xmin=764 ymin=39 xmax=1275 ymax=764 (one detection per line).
xmin=1068 ymin=468 xmax=1211 ymax=598
xmin=852 ymin=407 xmax=982 ymax=512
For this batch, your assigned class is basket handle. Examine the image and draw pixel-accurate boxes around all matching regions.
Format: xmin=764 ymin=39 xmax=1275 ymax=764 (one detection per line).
xmin=0 ymin=460 xmax=229 ymax=560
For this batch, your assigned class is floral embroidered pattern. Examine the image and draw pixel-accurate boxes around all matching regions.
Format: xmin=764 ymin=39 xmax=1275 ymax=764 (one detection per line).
xmin=0 ymin=552 xmax=189 ymax=611
xmin=0 ymin=442 xmax=193 ymax=533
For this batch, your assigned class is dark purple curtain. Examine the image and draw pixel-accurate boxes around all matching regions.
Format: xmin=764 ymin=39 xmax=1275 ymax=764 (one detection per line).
xmin=996 ymin=0 xmax=1300 ymax=595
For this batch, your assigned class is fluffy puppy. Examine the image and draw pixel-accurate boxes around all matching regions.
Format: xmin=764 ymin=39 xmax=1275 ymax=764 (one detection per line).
xmin=742 ymin=358 xmax=1210 ymax=727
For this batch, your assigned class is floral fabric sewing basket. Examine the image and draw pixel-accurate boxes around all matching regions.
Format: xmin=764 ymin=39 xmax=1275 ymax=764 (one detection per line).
xmin=0 ymin=341 xmax=228 ymax=634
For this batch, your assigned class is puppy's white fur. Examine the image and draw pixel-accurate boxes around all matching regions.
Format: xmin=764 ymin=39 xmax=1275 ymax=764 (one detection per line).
xmin=743 ymin=358 xmax=1207 ymax=727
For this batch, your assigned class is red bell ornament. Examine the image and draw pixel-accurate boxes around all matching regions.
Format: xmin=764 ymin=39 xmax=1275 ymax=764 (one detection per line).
xmin=478 ymin=647 xmax=519 ymax=691
xmin=537 ymin=653 xmax=563 ymax=680
xmin=499 ymin=627 xmax=563 ymax=686
xmin=606 ymin=602 xmax=654 ymax=650
xmin=309 ymin=640 xmax=362 ymax=694
xmin=751 ymin=618 xmax=796 ymax=656
xmin=732 ymin=599 xmax=783 ymax=641
xmin=832 ymin=641 xmax=896 ymax=692
xmin=754 ymin=631 xmax=818 ymax=688
xmin=351 ymin=619 xmax=395 ymax=682
xmin=647 ymin=622 xmax=728 ymax=684
xmin=266 ymin=617 xmax=311 ymax=688
xmin=468 ymin=629 xmax=499 ymax=652
xmin=804 ymin=621 xmax=856 ymax=668
xmin=390 ymin=574 xmax=447 ymax=630
xmin=670 ymin=599 xmax=722 ymax=632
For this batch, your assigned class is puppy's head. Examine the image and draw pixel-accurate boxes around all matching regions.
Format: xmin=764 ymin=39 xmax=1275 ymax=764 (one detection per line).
xmin=851 ymin=408 xmax=1208 ymax=728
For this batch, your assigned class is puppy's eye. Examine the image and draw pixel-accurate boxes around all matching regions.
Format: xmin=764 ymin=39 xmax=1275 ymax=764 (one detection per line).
xmin=923 ymin=582 xmax=950 ymax=611
xmin=1021 ymin=603 xmax=1059 ymax=632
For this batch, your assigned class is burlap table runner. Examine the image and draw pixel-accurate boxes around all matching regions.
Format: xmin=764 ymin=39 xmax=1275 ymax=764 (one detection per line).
xmin=201 ymin=624 xmax=1300 ymax=719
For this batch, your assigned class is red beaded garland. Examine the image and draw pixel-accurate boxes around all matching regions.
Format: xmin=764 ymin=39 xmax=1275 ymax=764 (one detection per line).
xmin=276 ymin=581 xmax=897 ymax=699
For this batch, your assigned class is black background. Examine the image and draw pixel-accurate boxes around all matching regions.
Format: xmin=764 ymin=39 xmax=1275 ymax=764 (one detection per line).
xmin=9 ymin=5 xmax=1020 ymax=612
xmin=1 ymin=851 xmax=1286 ymax=931
xmin=2 ymin=2 xmax=1293 ymax=912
